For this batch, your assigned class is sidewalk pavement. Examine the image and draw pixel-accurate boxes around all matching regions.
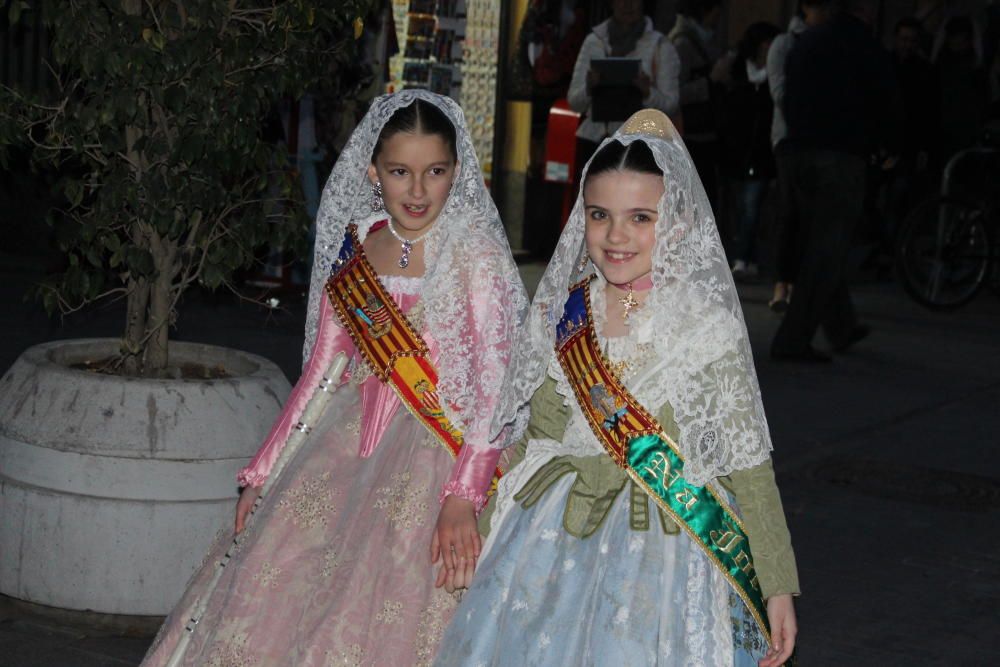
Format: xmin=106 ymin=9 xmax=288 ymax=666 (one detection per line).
xmin=1 ymin=250 xmax=998 ymax=666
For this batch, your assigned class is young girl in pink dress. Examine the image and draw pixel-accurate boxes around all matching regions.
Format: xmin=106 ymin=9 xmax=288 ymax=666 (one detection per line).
xmin=141 ymin=90 xmax=527 ymax=667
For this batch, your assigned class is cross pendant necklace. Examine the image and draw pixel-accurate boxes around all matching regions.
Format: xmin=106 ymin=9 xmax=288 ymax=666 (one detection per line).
xmin=619 ymin=281 xmax=639 ymax=322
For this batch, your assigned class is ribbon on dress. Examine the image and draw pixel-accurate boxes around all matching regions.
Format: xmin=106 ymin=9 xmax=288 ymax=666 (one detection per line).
xmin=326 ymin=224 xmax=503 ymax=488
xmin=555 ymin=277 xmax=771 ymax=643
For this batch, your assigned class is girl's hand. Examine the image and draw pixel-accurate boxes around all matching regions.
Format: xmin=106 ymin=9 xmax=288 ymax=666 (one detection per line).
xmin=234 ymin=485 xmax=262 ymax=534
xmin=759 ymin=594 xmax=797 ymax=667
xmin=430 ymin=496 xmax=480 ymax=590
xmin=434 ymin=562 xmax=459 ymax=594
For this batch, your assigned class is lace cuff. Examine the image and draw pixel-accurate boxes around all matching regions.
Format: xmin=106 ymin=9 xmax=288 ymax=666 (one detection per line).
xmin=439 ymin=442 xmax=502 ymax=513
xmin=236 ymin=468 xmax=268 ymax=489
xmin=439 ymin=481 xmax=489 ymax=514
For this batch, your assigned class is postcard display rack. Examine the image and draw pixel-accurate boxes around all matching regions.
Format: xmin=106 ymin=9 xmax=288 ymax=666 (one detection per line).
xmin=388 ymin=0 xmax=500 ymax=183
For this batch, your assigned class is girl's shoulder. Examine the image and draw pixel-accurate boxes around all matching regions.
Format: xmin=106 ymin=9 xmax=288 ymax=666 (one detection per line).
xmin=452 ymin=222 xmax=514 ymax=263
xmin=656 ymin=288 xmax=744 ymax=366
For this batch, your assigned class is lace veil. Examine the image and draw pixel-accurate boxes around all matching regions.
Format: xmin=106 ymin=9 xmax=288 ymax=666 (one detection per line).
xmin=492 ymin=110 xmax=773 ymax=483
xmin=305 ymin=90 xmax=528 ymax=448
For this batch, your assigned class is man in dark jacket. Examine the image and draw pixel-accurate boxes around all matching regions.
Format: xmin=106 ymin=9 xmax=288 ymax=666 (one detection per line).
xmin=669 ymin=0 xmax=724 ymax=206
xmin=771 ymin=0 xmax=901 ymax=362
xmin=883 ymin=17 xmax=940 ymax=241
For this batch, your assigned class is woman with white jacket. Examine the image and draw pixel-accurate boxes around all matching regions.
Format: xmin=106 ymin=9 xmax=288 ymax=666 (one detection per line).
xmin=568 ymin=0 xmax=680 ymax=181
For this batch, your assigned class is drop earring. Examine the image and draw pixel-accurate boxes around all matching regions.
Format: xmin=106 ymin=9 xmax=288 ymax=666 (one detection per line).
xmin=370 ymin=181 xmax=384 ymax=212
xmin=578 ymin=252 xmax=590 ymax=273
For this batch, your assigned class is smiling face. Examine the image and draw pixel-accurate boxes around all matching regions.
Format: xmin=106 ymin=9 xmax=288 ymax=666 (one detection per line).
xmin=367 ymin=131 xmax=457 ymax=238
xmin=583 ymin=169 xmax=664 ymax=286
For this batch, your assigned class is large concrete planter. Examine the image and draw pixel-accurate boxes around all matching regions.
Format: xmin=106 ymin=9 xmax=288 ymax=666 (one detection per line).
xmin=0 ymin=339 xmax=290 ymax=616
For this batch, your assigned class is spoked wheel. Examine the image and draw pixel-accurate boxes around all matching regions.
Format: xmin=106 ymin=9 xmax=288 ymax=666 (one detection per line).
xmin=896 ymin=197 xmax=991 ymax=310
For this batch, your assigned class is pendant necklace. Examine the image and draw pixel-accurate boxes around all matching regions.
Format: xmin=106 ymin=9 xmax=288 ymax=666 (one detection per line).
xmin=611 ymin=274 xmax=653 ymax=324
xmin=619 ymin=283 xmax=639 ymax=321
xmin=386 ymin=218 xmax=433 ymax=268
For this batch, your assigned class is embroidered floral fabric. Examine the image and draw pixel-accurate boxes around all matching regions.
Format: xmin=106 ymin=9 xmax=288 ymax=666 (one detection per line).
xmin=435 ymin=474 xmax=768 ymax=666
xmin=144 ymin=372 xmax=463 ymax=666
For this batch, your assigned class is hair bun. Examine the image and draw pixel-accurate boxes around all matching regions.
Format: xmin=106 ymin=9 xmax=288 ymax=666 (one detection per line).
xmin=620 ymin=109 xmax=677 ymax=140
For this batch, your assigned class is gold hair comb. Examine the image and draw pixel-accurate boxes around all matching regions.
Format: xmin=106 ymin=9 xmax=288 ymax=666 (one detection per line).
xmin=620 ymin=109 xmax=677 ymax=140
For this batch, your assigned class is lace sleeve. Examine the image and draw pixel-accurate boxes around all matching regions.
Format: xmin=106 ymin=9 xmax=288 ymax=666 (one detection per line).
xmin=237 ymin=296 xmax=353 ymax=487
xmin=424 ymin=228 xmax=527 ymax=450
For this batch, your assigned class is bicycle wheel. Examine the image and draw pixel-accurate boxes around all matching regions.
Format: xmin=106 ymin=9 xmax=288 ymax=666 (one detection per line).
xmin=895 ymin=197 xmax=991 ymax=310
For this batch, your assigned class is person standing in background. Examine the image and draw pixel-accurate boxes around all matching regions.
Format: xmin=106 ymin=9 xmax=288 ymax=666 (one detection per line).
xmin=986 ymin=1 xmax=1000 ymax=105
xmin=885 ymin=17 xmax=940 ymax=242
xmin=669 ymin=0 xmax=724 ymax=207
xmin=935 ymin=16 xmax=990 ymax=160
xmin=568 ymin=0 xmax=680 ymax=185
xmin=719 ymin=21 xmax=780 ymax=283
xmin=765 ymin=0 xmax=834 ymax=312
xmin=511 ymin=0 xmax=590 ymax=256
xmin=771 ymin=0 xmax=901 ymax=362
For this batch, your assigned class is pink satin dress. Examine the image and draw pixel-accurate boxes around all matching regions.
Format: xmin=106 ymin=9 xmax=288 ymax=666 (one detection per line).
xmin=142 ymin=275 xmax=500 ymax=667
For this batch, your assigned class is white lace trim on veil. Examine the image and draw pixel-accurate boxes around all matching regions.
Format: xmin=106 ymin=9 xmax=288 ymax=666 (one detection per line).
xmin=304 ymin=90 xmax=528 ymax=448
xmin=492 ymin=116 xmax=772 ymax=484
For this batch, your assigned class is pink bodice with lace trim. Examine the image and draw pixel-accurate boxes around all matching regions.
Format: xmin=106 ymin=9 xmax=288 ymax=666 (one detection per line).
xmin=237 ymin=280 xmax=499 ymax=512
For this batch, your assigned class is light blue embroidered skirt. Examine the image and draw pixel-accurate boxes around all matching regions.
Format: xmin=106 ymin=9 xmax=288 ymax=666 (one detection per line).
xmin=434 ymin=476 xmax=767 ymax=666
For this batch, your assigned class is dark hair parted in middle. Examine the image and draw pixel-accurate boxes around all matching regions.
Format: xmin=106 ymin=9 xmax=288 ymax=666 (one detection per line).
xmin=371 ymin=99 xmax=458 ymax=163
xmin=584 ymin=140 xmax=663 ymax=186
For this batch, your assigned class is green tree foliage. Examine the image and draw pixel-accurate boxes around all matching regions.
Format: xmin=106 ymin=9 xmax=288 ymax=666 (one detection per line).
xmin=0 ymin=0 xmax=372 ymax=375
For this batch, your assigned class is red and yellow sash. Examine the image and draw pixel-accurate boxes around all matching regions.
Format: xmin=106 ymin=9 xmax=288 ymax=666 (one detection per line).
xmin=325 ymin=224 xmax=502 ymax=485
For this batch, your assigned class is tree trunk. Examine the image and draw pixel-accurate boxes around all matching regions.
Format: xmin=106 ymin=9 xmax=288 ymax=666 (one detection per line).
xmin=144 ymin=230 xmax=176 ymax=376
xmin=144 ymin=262 xmax=172 ymax=375
xmin=122 ymin=0 xmax=147 ymax=375
xmin=122 ymin=276 xmax=149 ymax=377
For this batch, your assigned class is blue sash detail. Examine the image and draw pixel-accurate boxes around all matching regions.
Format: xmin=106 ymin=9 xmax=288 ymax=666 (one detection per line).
xmin=556 ymin=281 xmax=588 ymax=347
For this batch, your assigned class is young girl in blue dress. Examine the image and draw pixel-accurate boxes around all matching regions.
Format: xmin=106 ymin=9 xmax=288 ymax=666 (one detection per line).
xmin=434 ymin=110 xmax=799 ymax=666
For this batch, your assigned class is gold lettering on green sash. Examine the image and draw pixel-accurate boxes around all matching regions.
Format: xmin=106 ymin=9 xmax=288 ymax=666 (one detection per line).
xmin=709 ymin=528 xmax=745 ymax=554
xmin=642 ymin=451 xmax=669 ymax=482
xmin=734 ymin=549 xmax=755 ymax=577
xmin=642 ymin=452 xmax=681 ymax=487
xmin=674 ymin=488 xmax=699 ymax=510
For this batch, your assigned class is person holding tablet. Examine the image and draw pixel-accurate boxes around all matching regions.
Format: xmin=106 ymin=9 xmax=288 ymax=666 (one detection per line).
xmin=568 ymin=0 xmax=680 ymax=185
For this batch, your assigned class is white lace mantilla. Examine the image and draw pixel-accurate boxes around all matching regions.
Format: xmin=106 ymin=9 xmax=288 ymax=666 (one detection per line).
xmin=303 ymin=90 xmax=528 ymax=449
xmin=491 ymin=114 xmax=773 ymax=485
